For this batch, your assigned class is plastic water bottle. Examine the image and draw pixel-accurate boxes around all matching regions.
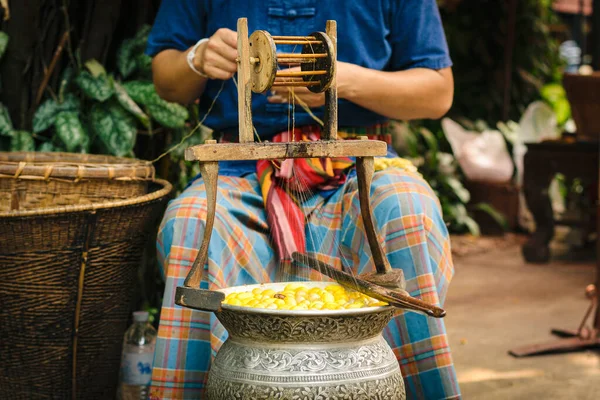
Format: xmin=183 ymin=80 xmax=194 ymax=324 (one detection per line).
xmin=119 ymin=311 xmax=157 ymax=400
xmin=559 ymin=40 xmax=582 ymax=73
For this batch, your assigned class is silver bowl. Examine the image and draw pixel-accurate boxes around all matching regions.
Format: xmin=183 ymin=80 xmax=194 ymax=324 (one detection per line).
xmin=206 ymin=282 xmax=406 ymax=400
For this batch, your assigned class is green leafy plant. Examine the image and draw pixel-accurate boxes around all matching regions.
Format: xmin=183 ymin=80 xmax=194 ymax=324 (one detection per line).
xmin=392 ymin=120 xmax=483 ymax=235
xmin=540 ymin=82 xmax=571 ymax=127
xmin=30 ymin=25 xmax=190 ymax=157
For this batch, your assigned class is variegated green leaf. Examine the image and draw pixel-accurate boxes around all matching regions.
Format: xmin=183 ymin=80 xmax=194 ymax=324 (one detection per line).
xmin=117 ymin=25 xmax=151 ymax=78
xmin=146 ymin=91 xmax=189 ymax=123
xmin=59 ymin=66 xmax=75 ymax=100
xmin=11 ymin=131 xmax=36 ymax=152
xmin=37 ymin=141 xmax=60 ymax=152
xmin=90 ymin=101 xmax=137 ymax=157
xmin=80 ymin=127 xmax=91 ymax=153
xmin=115 ymin=81 xmax=150 ymax=128
xmin=117 ymin=38 xmax=137 ymax=78
xmin=85 ymin=59 xmax=107 ymax=78
xmin=146 ymin=104 xmax=187 ymax=129
xmin=75 ymin=70 xmax=114 ymax=102
xmin=122 ymin=81 xmax=155 ymax=104
xmin=54 ymin=111 xmax=86 ymax=152
xmin=0 ymin=104 xmax=13 ymax=136
xmin=58 ymin=93 xmax=82 ymax=113
xmin=160 ymin=99 xmax=189 ymax=121
xmin=33 ymin=99 xmax=59 ymax=133
xmin=122 ymin=80 xmax=189 ymax=128
xmin=133 ymin=25 xmax=151 ymax=46
xmin=136 ymin=53 xmax=152 ymax=77
xmin=0 ymin=31 xmax=9 ymax=60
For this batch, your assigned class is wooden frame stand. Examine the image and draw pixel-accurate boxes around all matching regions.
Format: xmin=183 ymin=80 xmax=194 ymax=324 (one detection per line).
xmin=175 ymin=18 xmax=443 ymax=318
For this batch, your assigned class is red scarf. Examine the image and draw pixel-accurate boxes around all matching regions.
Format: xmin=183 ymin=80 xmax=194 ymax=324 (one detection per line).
xmin=256 ymin=127 xmax=354 ymax=262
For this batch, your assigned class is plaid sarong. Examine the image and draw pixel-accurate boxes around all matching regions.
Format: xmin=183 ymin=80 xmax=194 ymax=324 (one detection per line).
xmin=150 ymin=128 xmax=460 ymax=400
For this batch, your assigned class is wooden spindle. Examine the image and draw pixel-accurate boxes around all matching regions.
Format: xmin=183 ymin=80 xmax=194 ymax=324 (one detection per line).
xmin=277 ymin=58 xmax=316 ymax=64
xmin=276 ymin=53 xmax=327 ymax=59
xmin=274 ymin=77 xmax=305 ymax=82
xmin=271 ymin=81 xmax=320 ymax=87
xmin=274 ymin=40 xmax=321 ymax=45
xmin=235 ymin=56 xmax=260 ymax=64
xmin=276 ymin=70 xmax=327 ymax=77
xmin=271 ymin=36 xmax=316 ymax=40
xmin=274 ymin=81 xmax=305 ymax=85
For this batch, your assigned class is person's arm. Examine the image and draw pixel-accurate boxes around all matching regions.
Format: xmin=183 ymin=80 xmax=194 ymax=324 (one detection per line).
xmin=152 ymin=28 xmax=238 ymax=104
xmin=269 ymin=0 xmax=453 ymax=121
xmin=268 ymin=62 xmax=454 ymax=120
xmin=339 ymin=63 xmax=453 ymax=120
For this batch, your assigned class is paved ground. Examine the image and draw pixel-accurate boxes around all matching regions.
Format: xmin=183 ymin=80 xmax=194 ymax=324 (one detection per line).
xmin=445 ymin=235 xmax=600 ymax=400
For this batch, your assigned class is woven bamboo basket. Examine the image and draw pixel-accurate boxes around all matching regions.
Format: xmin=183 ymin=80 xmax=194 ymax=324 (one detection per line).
xmin=0 ymin=152 xmax=173 ymax=399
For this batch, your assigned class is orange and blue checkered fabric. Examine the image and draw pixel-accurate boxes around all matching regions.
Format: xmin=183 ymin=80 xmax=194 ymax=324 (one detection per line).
xmin=150 ymin=164 xmax=460 ymax=399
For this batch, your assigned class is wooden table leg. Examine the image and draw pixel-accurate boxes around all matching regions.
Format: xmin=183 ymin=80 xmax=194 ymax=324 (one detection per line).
xmin=521 ymin=150 xmax=556 ymax=263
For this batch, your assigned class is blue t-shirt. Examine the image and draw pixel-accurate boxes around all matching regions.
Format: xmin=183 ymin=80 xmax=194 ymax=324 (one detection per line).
xmin=146 ymin=0 xmax=452 ymax=139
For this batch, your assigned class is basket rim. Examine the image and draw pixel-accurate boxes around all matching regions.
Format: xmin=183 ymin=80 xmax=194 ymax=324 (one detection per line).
xmin=0 ymin=151 xmax=149 ymax=164
xmin=0 ymin=152 xmax=155 ymax=181
xmin=0 ymin=178 xmax=173 ymax=218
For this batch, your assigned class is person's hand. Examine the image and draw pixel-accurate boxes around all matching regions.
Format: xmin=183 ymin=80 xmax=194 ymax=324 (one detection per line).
xmin=268 ymin=82 xmax=326 ymax=108
xmin=194 ymin=28 xmax=238 ymax=80
xmin=267 ymin=62 xmax=353 ymax=107
xmin=267 ymin=66 xmax=325 ymax=107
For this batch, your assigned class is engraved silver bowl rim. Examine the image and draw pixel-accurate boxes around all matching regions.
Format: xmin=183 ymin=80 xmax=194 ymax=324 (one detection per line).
xmin=218 ymin=281 xmax=392 ymax=317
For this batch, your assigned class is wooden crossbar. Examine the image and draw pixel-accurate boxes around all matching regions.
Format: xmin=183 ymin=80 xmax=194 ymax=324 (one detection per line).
xmin=185 ymin=140 xmax=388 ymax=162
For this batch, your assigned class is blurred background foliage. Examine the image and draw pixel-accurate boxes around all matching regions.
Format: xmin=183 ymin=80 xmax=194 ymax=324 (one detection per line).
xmin=0 ymin=0 xmax=572 ymax=318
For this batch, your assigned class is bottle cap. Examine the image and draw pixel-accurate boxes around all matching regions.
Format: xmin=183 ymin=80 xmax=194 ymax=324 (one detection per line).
xmin=133 ymin=311 xmax=149 ymax=322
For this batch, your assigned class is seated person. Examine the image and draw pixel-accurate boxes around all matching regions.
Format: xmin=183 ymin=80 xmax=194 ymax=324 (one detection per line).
xmin=146 ymin=1 xmax=459 ymax=399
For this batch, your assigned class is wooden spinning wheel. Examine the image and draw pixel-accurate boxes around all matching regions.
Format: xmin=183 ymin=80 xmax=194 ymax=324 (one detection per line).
xmin=175 ymin=18 xmax=445 ymax=319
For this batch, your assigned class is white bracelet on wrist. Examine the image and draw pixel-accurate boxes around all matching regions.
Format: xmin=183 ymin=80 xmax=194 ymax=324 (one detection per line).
xmin=187 ymin=38 xmax=210 ymax=78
